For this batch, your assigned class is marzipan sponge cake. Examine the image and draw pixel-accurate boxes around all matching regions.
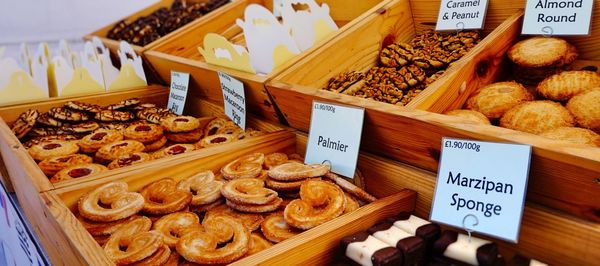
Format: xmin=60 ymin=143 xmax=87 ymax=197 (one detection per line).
xmin=537 ymin=71 xmax=600 ymax=101
xmin=500 ymin=100 xmax=575 ymax=134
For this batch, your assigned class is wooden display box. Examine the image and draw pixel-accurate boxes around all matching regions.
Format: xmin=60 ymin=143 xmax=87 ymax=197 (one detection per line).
xmin=266 ymin=0 xmax=600 ymax=222
xmin=144 ymin=0 xmax=389 ymax=123
xmin=34 ymin=132 xmax=599 ymax=265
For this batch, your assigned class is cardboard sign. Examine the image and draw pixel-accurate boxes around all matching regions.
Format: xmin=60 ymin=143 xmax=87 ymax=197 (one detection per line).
xmin=436 ymin=0 xmax=489 ymax=31
xmin=522 ymin=0 xmax=594 ymax=35
xmin=305 ymin=101 xmax=365 ymax=178
xmin=167 ymin=71 xmax=190 ymax=115
xmin=218 ymin=72 xmax=246 ymax=130
xmin=430 ymin=138 xmax=532 ymax=242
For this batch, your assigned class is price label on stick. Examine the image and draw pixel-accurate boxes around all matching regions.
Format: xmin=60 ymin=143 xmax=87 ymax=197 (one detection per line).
xmin=436 ymin=0 xmax=489 ymax=31
xmin=430 ymin=138 xmax=532 ymax=243
xmin=218 ymin=72 xmax=246 ymax=130
xmin=305 ymin=101 xmax=365 ymax=178
xmin=522 ymin=0 xmax=594 ymax=35
xmin=167 ymin=71 xmax=190 ymax=115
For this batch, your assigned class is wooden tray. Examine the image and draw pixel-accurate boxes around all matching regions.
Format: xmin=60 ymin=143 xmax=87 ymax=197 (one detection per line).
xmin=266 ymin=0 xmax=600 ymax=222
xmin=144 ymin=0 xmax=390 ymax=123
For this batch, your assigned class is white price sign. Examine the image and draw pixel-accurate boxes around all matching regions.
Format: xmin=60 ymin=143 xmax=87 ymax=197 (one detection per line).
xmin=522 ymin=0 xmax=594 ymax=35
xmin=167 ymin=71 xmax=190 ymax=115
xmin=436 ymin=0 xmax=489 ymax=31
xmin=218 ymin=72 xmax=246 ymax=130
xmin=305 ymin=101 xmax=364 ymax=178
xmin=430 ymin=138 xmax=532 ymax=243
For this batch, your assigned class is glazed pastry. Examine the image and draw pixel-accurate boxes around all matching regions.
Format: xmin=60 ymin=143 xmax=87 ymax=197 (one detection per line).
xmin=340 ymin=231 xmax=403 ymax=266
xmin=433 ymin=231 xmax=500 ymax=266
xmin=260 ymin=212 xmax=301 ymax=243
xmin=28 ymin=140 xmax=79 ymax=161
xmin=140 ymin=178 xmax=192 ymax=215
xmin=23 ymin=134 xmax=79 ymax=149
xmin=161 ymin=116 xmax=200 ymax=132
xmin=540 ymin=127 xmax=600 ymax=147
xmin=247 ymin=233 xmax=273 ymax=255
xmin=465 ymin=82 xmax=534 ymax=120
xmin=203 ymin=204 xmax=264 ymax=231
xmin=144 ymin=136 xmax=167 ymax=152
xmin=566 ymin=88 xmax=600 ymax=133
xmin=107 ymin=152 xmax=151 ymax=169
xmin=444 ymin=109 xmax=491 ymax=125
xmin=264 ymin=153 xmax=289 ymax=169
xmin=94 ymin=110 xmax=135 ymax=122
xmin=216 ymin=121 xmax=243 ymax=135
xmin=268 ymin=162 xmax=330 ymax=181
xmin=500 ymin=100 xmax=575 ymax=134
xmin=165 ymin=128 xmax=203 ymax=143
xmin=65 ymin=101 xmax=102 ymax=113
xmin=537 ymin=71 xmax=600 ymax=101
xmin=196 ymin=133 xmax=237 ymax=148
xmin=38 ymin=154 xmax=93 ymax=177
xmin=48 ymin=107 xmax=90 ymax=121
xmin=78 ymin=129 xmax=124 ymax=153
xmin=221 ymin=178 xmax=279 ymax=205
xmin=368 ymin=222 xmax=425 ymax=266
xmin=153 ymin=212 xmax=202 ymax=248
xmin=11 ymin=109 xmax=39 ymax=139
xmin=176 ymin=170 xmax=224 ymax=206
xmin=78 ymin=182 xmax=144 ymax=222
xmin=36 ymin=113 xmax=66 ymax=127
xmin=221 ymin=153 xmax=265 ymax=180
xmin=95 ymin=140 xmax=145 ymax=164
xmin=106 ymin=98 xmax=141 ymax=110
xmin=124 ymin=123 xmax=164 ymax=143
xmin=50 ymin=163 xmax=107 ymax=183
xmin=152 ymin=144 xmax=195 ymax=159
xmin=284 ymin=180 xmax=346 ymax=229
xmin=204 ymin=118 xmax=228 ymax=136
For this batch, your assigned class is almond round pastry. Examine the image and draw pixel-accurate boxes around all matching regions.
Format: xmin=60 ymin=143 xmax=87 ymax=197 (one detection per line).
xmin=203 ymin=204 xmax=264 ymax=231
xmin=264 ymin=153 xmax=289 ymax=169
xmin=537 ymin=71 xmax=600 ymax=101
xmin=50 ymin=163 xmax=107 ymax=183
xmin=165 ymin=128 xmax=203 ymax=143
xmin=508 ymin=37 xmax=577 ymax=68
xmin=144 ymin=136 xmax=167 ymax=152
xmin=500 ymin=100 xmax=576 ymax=134
xmin=566 ymin=88 xmax=600 ymax=133
xmin=152 ymin=144 xmax=195 ymax=159
xmin=247 ymin=233 xmax=273 ymax=255
xmin=221 ymin=178 xmax=278 ymax=205
xmin=38 ymin=154 xmax=93 ymax=177
xmin=161 ymin=116 xmax=200 ymax=133
xmin=28 ymin=140 xmax=79 ymax=161
xmin=465 ymin=81 xmax=534 ymax=120
xmin=177 ymin=171 xmax=224 ymax=206
xmin=124 ymin=123 xmax=164 ymax=143
xmin=444 ymin=109 xmax=491 ymax=125
xmin=540 ymin=127 xmax=600 ymax=147
xmin=221 ymin=153 xmax=265 ymax=180
xmin=78 ymin=129 xmax=124 ymax=153
xmin=140 ymin=178 xmax=192 ymax=215
xmin=107 ymin=152 xmax=151 ymax=169
xmin=78 ymin=181 xmax=144 ymax=222
xmin=260 ymin=212 xmax=301 ymax=243
xmin=196 ymin=133 xmax=237 ymax=148
xmin=95 ymin=140 xmax=145 ymax=164
xmin=268 ymin=162 xmax=330 ymax=181
xmin=284 ymin=179 xmax=346 ymax=230
xmin=153 ymin=212 xmax=202 ymax=248
xmin=48 ymin=107 xmax=90 ymax=121
xmin=11 ymin=109 xmax=39 ymax=139
xmin=204 ymin=118 xmax=227 ymax=136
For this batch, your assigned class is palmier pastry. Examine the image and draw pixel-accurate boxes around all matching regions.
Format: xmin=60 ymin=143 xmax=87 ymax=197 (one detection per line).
xmin=165 ymin=128 xmax=203 ymax=143
xmin=177 ymin=216 xmax=250 ymax=264
xmin=221 ymin=178 xmax=278 ymax=205
xmin=196 ymin=133 xmax=237 ymax=148
xmin=152 ymin=144 xmax=195 ymax=159
xmin=566 ymin=88 xmax=600 ymax=133
xmin=48 ymin=107 xmax=90 ymax=121
xmin=540 ymin=127 xmax=600 ymax=147
xmin=284 ymin=179 xmax=346 ymax=230
xmin=177 ymin=171 xmax=224 ymax=206
xmin=95 ymin=110 xmax=135 ymax=122
xmin=106 ymin=98 xmax=141 ymax=110
xmin=36 ymin=113 xmax=66 ymax=127
xmin=28 ymin=140 xmax=79 ymax=161
xmin=325 ymin=172 xmax=377 ymax=203
xmin=11 ymin=109 xmax=38 ymax=139
xmin=221 ymin=153 xmax=265 ymax=180
xmin=465 ymin=82 xmax=534 ymax=120
xmin=144 ymin=136 xmax=167 ymax=152
xmin=204 ymin=118 xmax=227 ymax=136
xmin=268 ymin=162 xmax=330 ymax=181
xmin=124 ymin=123 xmax=164 ymax=143
xmin=107 ymin=152 xmax=151 ymax=169
xmin=161 ymin=116 xmax=200 ymax=133
xmin=261 ymin=212 xmax=301 ymax=243
xmin=95 ymin=140 xmax=145 ymax=164
xmin=537 ymin=71 xmax=600 ymax=101
xmin=444 ymin=109 xmax=491 ymax=125
xmin=104 ymin=221 xmax=164 ymax=265
xmin=38 ymin=154 xmax=93 ymax=177
xmin=203 ymin=204 xmax=264 ymax=231
xmin=153 ymin=212 xmax=202 ymax=248
xmin=23 ymin=134 xmax=79 ymax=148
xmin=264 ymin=153 xmax=289 ymax=169
xmin=247 ymin=233 xmax=273 ymax=255
xmin=344 ymin=193 xmax=360 ymax=213
xmin=65 ymin=101 xmax=101 ymax=113
xmin=133 ymin=244 xmax=171 ymax=266
xmin=50 ymin=163 xmax=107 ymax=183
xmin=226 ymin=197 xmax=283 ymax=213
xmin=78 ymin=129 xmax=123 ymax=153
xmin=500 ymin=100 xmax=575 ymax=134
xmin=140 ymin=178 xmax=192 ymax=215
xmin=78 ymin=182 xmax=144 ymax=222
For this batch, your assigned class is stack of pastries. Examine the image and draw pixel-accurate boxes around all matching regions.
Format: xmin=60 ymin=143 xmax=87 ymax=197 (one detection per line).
xmin=9 ymin=98 xmax=265 ymax=183
xmin=445 ymin=37 xmax=600 ymax=147
xmin=74 ymin=152 xmax=376 ymax=265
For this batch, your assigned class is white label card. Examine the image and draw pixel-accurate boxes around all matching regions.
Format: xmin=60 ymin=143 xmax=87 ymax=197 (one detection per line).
xmin=218 ymin=72 xmax=246 ymax=130
xmin=305 ymin=101 xmax=365 ymax=178
xmin=430 ymin=138 xmax=532 ymax=243
xmin=167 ymin=71 xmax=190 ymax=115
xmin=522 ymin=0 xmax=594 ymax=35
xmin=436 ymin=0 xmax=489 ymax=31
xmin=273 ymin=0 xmax=284 ymax=17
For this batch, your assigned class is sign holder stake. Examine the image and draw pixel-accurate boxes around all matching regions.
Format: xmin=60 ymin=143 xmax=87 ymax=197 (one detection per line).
xmin=462 ymin=214 xmax=479 ymax=243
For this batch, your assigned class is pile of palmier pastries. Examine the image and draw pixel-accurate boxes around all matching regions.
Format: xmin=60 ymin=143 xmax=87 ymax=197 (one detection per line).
xmin=75 ymin=152 xmax=376 ymax=265
xmin=446 ymin=37 xmax=600 ymax=147
xmin=9 ymin=98 xmax=265 ymax=183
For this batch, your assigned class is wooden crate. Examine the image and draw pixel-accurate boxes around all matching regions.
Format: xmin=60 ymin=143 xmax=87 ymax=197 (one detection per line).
xmin=144 ymin=0 xmax=389 ymax=123
xmin=266 ymin=0 xmax=600 ymax=222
